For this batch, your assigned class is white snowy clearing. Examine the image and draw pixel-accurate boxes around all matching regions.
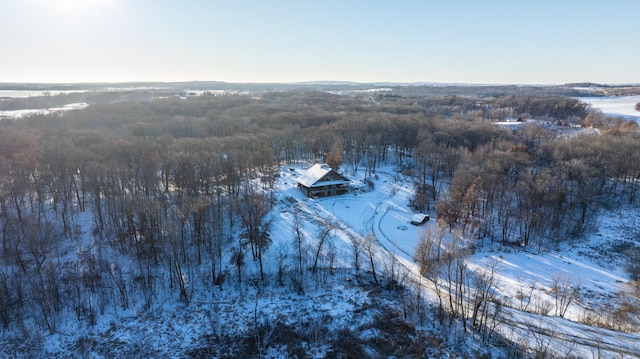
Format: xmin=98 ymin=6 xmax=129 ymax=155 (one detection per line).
xmin=0 ymin=102 xmax=89 ymax=119
xmin=577 ymin=95 xmax=640 ymax=121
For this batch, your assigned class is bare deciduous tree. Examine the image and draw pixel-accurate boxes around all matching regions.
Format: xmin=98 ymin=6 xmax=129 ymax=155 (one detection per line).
xmin=325 ymin=141 xmax=343 ymax=171
xmin=414 ymin=226 xmax=444 ymax=277
xmin=550 ymin=272 xmax=580 ymax=318
xmin=362 ymin=233 xmax=379 ymax=286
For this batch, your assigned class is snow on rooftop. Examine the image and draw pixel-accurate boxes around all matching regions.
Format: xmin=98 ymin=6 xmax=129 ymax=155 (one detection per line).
xmin=410 ymin=213 xmax=429 ymax=224
xmin=295 ymin=163 xmax=348 ymax=187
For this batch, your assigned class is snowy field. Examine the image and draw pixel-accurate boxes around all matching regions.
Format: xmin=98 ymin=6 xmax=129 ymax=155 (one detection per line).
xmin=0 ymin=90 xmax=90 ymax=98
xmin=577 ymin=95 xmax=640 ymax=121
xmin=0 ymin=102 xmax=89 ymax=119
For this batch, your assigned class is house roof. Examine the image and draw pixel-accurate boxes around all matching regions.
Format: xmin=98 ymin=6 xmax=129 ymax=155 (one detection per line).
xmin=296 ymin=163 xmax=350 ymax=188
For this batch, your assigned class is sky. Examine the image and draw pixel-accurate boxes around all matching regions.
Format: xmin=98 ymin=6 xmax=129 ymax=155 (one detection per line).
xmin=1 ymin=0 xmax=639 ymax=85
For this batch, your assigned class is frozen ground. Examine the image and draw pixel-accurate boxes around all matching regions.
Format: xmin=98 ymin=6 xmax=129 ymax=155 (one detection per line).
xmin=6 ymin=162 xmax=639 ymax=358
xmin=275 ymin=163 xmax=640 ymax=358
xmin=0 ymin=102 xmax=89 ymax=118
xmin=577 ymin=95 xmax=640 ymax=121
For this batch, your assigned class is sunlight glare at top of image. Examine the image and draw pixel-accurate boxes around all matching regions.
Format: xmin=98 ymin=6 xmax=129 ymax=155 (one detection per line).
xmin=33 ymin=0 xmax=119 ymax=20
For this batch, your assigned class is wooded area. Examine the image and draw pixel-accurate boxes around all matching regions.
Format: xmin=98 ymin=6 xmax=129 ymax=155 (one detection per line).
xmin=1 ymin=89 xmax=639 ymax=349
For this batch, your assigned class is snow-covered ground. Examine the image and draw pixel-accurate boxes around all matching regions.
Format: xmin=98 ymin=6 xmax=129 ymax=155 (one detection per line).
xmin=6 ymin=161 xmax=639 ymax=358
xmin=0 ymin=90 xmax=90 ymax=98
xmin=577 ymin=95 xmax=640 ymax=121
xmin=273 ymin=166 xmax=434 ymax=277
xmin=0 ymin=102 xmax=89 ymax=119
xmin=273 ymin=163 xmax=640 ymax=358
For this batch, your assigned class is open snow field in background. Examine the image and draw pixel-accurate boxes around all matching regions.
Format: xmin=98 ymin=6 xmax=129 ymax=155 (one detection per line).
xmin=577 ymin=95 xmax=640 ymax=121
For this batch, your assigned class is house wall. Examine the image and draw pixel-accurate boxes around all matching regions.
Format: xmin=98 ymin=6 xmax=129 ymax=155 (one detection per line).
xmin=298 ymin=183 xmax=348 ymax=198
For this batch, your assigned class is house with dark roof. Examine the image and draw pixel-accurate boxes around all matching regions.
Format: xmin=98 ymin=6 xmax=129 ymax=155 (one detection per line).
xmin=296 ymin=163 xmax=350 ymax=198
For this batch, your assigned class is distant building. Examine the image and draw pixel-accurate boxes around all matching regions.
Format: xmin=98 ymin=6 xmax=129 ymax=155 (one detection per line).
xmin=296 ymin=163 xmax=350 ymax=198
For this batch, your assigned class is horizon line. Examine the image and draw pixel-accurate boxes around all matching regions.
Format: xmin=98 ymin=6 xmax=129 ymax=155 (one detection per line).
xmin=2 ymin=80 xmax=639 ymax=87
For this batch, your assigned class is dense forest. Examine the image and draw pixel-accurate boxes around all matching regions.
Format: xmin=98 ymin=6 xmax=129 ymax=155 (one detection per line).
xmin=1 ymin=88 xmax=640 ymax=356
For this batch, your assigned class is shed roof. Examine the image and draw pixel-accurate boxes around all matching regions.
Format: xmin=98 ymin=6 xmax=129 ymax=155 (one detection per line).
xmin=411 ymin=213 xmax=429 ymax=224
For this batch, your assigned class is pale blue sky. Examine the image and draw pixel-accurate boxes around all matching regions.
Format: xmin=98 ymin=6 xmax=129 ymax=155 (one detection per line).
xmin=1 ymin=0 xmax=638 ymax=84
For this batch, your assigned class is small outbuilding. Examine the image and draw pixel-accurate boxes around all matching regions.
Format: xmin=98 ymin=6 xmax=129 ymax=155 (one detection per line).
xmin=296 ymin=163 xmax=350 ymax=198
xmin=410 ymin=213 xmax=429 ymax=225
